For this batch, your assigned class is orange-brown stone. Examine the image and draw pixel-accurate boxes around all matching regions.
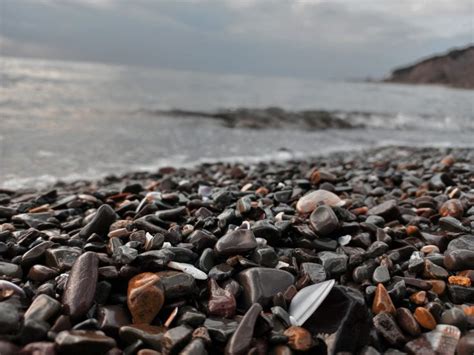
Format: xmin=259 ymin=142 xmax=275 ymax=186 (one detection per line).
xmin=406 ymin=225 xmax=419 ymax=237
xmin=255 ymin=187 xmax=269 ymax=196
xmin=440 ymin=155 xmax=455 ymax=167
xmin=127 ymin=273 xmax=164 ymax=324
xmin=439 ymin=199 xmax=464 ymax=219
xmin=409 ymin=291 xmax=427 ymax=305
xmin=283 ymin=326 xmax=314 ymax=351
xmin=372 ymin=283 xmax=396 ymax=315
xmin=413 ymin=307 xmax=437 ymax=330
xmin=426 ymin=280 xmax=446 ymax=295
xmin=463 ymin=306 xmax=474 ymax=316
xmin=448 ymin=275 xmax=471 ymax=287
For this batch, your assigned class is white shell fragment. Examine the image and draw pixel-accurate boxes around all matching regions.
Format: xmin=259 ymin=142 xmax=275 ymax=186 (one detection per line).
xmin=136 ymin=192 xmax=161 ymax=213
xmin=167 ymin=261 xmax=208 ymax=280
xmin=296 ymin=190 xmax=345 ymax=214
xmin=338 ymin=235 xmax=351 ymax=246
xmin=288 ymin=279 xmax=335 ymax=326
xmin=276 ymin=261 xmax=290 ymax=269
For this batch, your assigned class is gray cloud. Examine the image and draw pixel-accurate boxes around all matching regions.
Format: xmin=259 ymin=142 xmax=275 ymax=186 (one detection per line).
xmin=1 ymin=0 xmax=472 ymax=79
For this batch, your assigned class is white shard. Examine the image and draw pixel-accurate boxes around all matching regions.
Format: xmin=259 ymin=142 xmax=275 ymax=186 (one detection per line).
xmin=167 ymin=261 xmax=208 ymax=280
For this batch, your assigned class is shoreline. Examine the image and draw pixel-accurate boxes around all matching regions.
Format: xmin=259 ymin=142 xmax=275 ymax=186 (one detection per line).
xmin=0 ymin=145 xmax=473 ymax=353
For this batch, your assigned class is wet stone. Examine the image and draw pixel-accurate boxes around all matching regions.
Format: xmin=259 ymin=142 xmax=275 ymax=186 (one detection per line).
xmin=159 ymin=271 xmax=196 ymax=299
xmin=448 ymin=285 xmax=474 ymax=304
xmin=301 ymin=262 xmax=327 ymax=283
xmin=208 ymin=278 xmax=236 ymax=318
xmin=0 ymin=261 xmax=23 ymax=278
xmin=317 ymin=251 xmax=348 ymax=277
xmin=0 ymin=302 xmax=21 ymax=334
xmin=55 ymin=330 xmax=117 ymax=355
xmin=441 ymin=307 xmax=467 ymax=331
xmin=161 ymin=324 xmax=193 ymax=355
xmin=62 ymin=251 xmax=99 ymax=319
xmin=214 ymin=228 xmax=257 ymax=257
xmin=127 ymin=272 xmax=165 ymax=324
xmin=119 ymin=324 xmax=166 ymax=350
xmin=414 ymin=307 xmax=437 ymax=330
xmin=27 ymin=264 xmax=58 ymax=282
xmin=309 ymin=205 xmax=340 ymax=237
xmin=25 ymin=294 xmax=62 ymax=322
xmin=367 ymin=200 xmax=399 ymax=220
xmin=439 ymin=216 xmax=469 ymax=233
xmin=396 ymin=307 xmax=421 ymax=337
xmin=372 ymin=265 xmax=390 ymax=284
xmin=447 ymin=235 xmax=474 ymax=252
xmin=176 ymin=306 xmax=206 ymax=327
xmin=45 ymin=247 xmax=81 ymax=271
xmin=208 ymin=263 xmax=234 ymax=281
xmin=444 ymin=249 xmax=474 ymax=271
xmin=225 ymin=303 xmax=262 ymax=355
xmin=236 ymin=267 xmax=295 ymax=309
xmin=78 ymin=204 xmax=117 ymax=239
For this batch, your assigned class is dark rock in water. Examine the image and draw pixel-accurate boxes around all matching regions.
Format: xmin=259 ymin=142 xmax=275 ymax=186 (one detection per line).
xmin=203 ymin=317 xmax=239 ymax=343
xmin=225 ymin=303 xmax=262 ymax=355
xmin=309 ymin=205 xmax=339 ymax=237
xmin=444 ymin=249 xmax=474 ymax=270
xmin=0 ymin=261 xmax=23 ymax=278
xmin=373 ymin=312 xmax=406 ymax=347
xmin=63 ymin=251 xmax=99 ymax=319
xmin=301 ymin=262 xmax=327 ymax=284
xmin=317 ymin=251 xmax=348 ymax=277
xmin=24 ymin=294 xmax=61 ymax=322
xmin=214 ymin=228 xmax=257 ymax=257
xmin=161 ymin=325 xmax=193 ymax=355
xmin=236 ymin=267 xmax=295 ymax=309
xmin=55 ymin=330 xmax=117 ymax=355
xmin=0 ymin=303 xmax=21 ymax=334
xmin=367 ymin=200 xmax=399 ymax=220
xmin=304 ymin=286 xmax=370 ymax=354
xmin=78 ymin=204 xmax=117 ymax=239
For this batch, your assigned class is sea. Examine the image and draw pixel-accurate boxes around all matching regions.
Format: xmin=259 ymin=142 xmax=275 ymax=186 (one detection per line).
xmin=1 ymin=56 xmax=473 ymax=189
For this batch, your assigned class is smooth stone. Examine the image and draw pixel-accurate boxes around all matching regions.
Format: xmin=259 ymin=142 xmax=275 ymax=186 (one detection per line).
xmin=372 ymin=283 xmax=396 ymax=315
xmin=21 ymin=241 xmax=55 ymax=266
xmin=127 ymin=272 xmax=164 ymax=324
xmin=396 ymin=307 xmax=421 ymax=337
xmin=214 ymin=229 xmax=257 ymax=257
xmin=444 ymin=250 xmax=474 ymax=270
xmin=309 ymin=205 xmax=339 ymax=237
xmin=251 ymin=247 xmax=278 ymax=268
xmin=78 ymin=204 xmax=117 ymax=239
xmin=317 ymin=251 xmax=348 ymax=277
xmin=27 ymin=265 xmax=58 ymax=282
xmin=113 ymin=245 xmax=138 ymax=264
xmin=175 ymin=307 xmax=206 ymax=327
xmin=0 ymin=261 xmax=23 ymax=278
xmin=372 ymin=265 xmax=390 ymax=284
xmin=208 ymin=263 xmax=234 ymax=281
xmin=439 ymin=216 xmax=469 ymax=233
xmin=251 ymin=220 xmax=281 ymax=244
xmin=20 ymin=341 xmax=56 ymax=355
xmin=439 ymin=199 xmax=464 ymax=219
xmin=367 ymin=200 xmax=399 ymax=220
xmin=25 ymin=294 xmax=61 ymax=322
xmin=45 ymin=247 xmax=81 ymax=271
xmin=161 ymin=324 xmax=193 ymax=355
xmin=408 ymin=251 xmax=425 ymax=274
xmin=373 ymin=312 xmax=407 ymax=346
xmin=20 ymin=318 xmax=51 ymax=344
xmin=225 ymin=303 xmax=262 ymax=355
xmin=63 ymin=251 xmax=99 ymax=319
xmin=447 ymin=235 xmax=474 ymax=252
xmin=441 ymin=308 xmax=467 ymax=331
xmin=55 ymin=330 xmax=116 ymax=355
xmin=236 ymin=267 xmax=295 ymax=309
xmin=208 ymin=279 xmax=236 ymax=318
xmin=414 ymin=307 xmax=437 ymax=330
xmin=366 ymin=241 xmax=389 ymax=259
xmin=301 ymin=262 xmax=327 ymax=283
xmin=158 ymin=271 xmax=196 ymax=299
xmin=97 ymin=305 xmax=131 ymax=337
xmin=422 ymin=259 xmax=448 ymax=279
xmin=457 ymin=331 xmax=474 ymax=355
xmin=180 ymin=338 xmax=207 ymax=355
xmin=187 ymin=230 xmax=218 ymax=252
xmin=203 ymin=318 xmax=239 ymax=343
xmin=12 ymin=212 xmax=55 ymax=229
xmin=119 ymin=324 xmax=166 ymax=350
xmin=404 ymin=324 xmax=461 ymax=355
xmin=296 ymin=190 xmax=343 ymax=214
xmin=197 ymin=248 xmax=215 ymax=273
xmin=304 ymin=286 xmax=370 ymax=354
xmin=448 ymin=285 xmax=474 ymax=303
xmin=0 ymin=303 xmax=20 ymax=334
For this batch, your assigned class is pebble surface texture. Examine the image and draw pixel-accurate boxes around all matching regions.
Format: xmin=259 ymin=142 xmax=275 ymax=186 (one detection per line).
xmin=0 ymin=146 xmax=473 ymax=354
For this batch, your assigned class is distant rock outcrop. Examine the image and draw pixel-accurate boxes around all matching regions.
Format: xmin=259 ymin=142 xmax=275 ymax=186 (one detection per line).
xmin=384 ymin=45 xmax=474 ymax=89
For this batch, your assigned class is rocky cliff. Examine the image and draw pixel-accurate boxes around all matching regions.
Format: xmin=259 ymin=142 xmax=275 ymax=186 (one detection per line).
xmin=385 ymin=45 xmax=474 ymax=89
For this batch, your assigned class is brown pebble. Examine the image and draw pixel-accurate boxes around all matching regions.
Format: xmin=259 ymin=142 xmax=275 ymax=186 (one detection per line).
xmin=396 ymin=307 xmax=421 ymax=337
xmin=439 ymin=199 xmax=464 ymax=219
xmin=283 ymin=326 xmax=314 ymax=351
xmin=413 ymin=307 xmax=437 ymax=330
xmin=208 ymin=279 xmax=236 ymax=318
xmin=372 ymin=283 xmax=396 ymax=315
xmin=406 ymin=225 xmax=419 ymax=236
xmin=409 ymin=291 xmax=427 ymax=305
xmin=426 ymin=280 xmax=446 ymax=295
xmin=448 ymin=275 xmax=471 ymax=287
xmin=441 ymin=155 xmax=455 ymax=166
xmin=127 ymin=272 xmax=164 ymax=324
xmin=137 ymin=350 xmax=161 ymax=355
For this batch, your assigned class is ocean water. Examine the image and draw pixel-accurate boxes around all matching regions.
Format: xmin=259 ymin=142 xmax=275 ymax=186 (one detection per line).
xmin=1 ymin=56 xmax=473 ymax=189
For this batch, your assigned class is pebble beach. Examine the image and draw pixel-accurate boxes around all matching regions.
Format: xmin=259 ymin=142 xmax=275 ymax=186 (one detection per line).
xmin=0 ymin=146 xmax=473 ymax=354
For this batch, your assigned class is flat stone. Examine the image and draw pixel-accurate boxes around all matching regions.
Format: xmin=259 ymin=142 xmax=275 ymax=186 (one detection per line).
xmin=0 ymin=303 xmax=20 ymax=334
xmin=21 ymin=241 xmax=55 ymax=266
xmin=301 ymin=262 xmax=327 ymax=284
xmin=236 ymin=267 xmax=295 ymax=309
xmin=119 ymin=324 xmax=166 ymax=350
xmin=414 ymin=307 xmax=437 ymax=330
xmin=367 ymin=200 xmax=399 ymax=220
xmin=214 ymin=228 xmax=257 ymax=257
xmin=161 ymin=325 xmax=193 ymax=355
xmin=203 ymin=317 xmax=239 ymax=343
xmin=225 ymin=303 xmax=262 ymax=355
xmin=439 ymin=216 xmax=470 ymax=233
xmin=27 ymin=264 xmax=58 ymax=282
xmin=158 ymin=271 xmax=196 ymax=299
xmin=45 ymin=247 xmax=81 ymax=271
xmin=25 ymin=294 xmax=62 ymax=322
xmin=372 ymin=265 xmax=390 ymax=284
xmin=373 ymin=312 xmax=406 ymax=347
xmin=447 ymin=235 xmax=474 ymax=252
xmin=444 ymin=250 xmax=474 ymax=270
xmin=405 ymin=324 xmax=461 ymax=355
xmin=97 ymin=305 xmax=131 ymax=337
xmin=296 ymin=190 xmax=343 ymax=214
xmin=396 ymin=307 xmax=421 ymax=337
xmin=55 ymin=330 xmax=117 ymax=355
xmin=63 ymin=251 xmax=99 ymax=319
xmin=0 ymin=261 xmax=23 ymax=278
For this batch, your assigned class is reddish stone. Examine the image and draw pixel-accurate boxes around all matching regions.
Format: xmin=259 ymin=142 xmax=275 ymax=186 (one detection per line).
xmin=127 ymin=273 xmax=164 ymax=324
xmin=372 ymin=284 xmax=396 ymax=315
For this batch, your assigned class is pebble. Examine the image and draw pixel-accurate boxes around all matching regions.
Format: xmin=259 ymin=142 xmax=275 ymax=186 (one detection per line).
xmin=372 ymin=265 xmax=390 ymax=284
xmin=296 ymin=190 xmax=343 ymax=214
xmin=214 ymin=228 xmax=257 ymax=257
xmin=414 ymin=307 xmax=437 ymax=330
xmin=208 ymin=278 xmax=236 ymax=318
xmin=62 ymin=251 xmax=99 ymax=319
xmin=372 ymin=284 xmax=396 ymax=315
xmin=283 ymin=326 xmax=313 ymax=351
xmin=367 ymin=200 xmax=399 ymax=220
xmin=396 ymin=307 xmax=421 ymax=337
xmin=78 ymin=204 xmax=117 ymax=239
xmin=225 ymin=303 xmax=262 ymax=355
xmin=127 ymin=272 xmax=164 ymax=324
xmin=373 ymin=312 xmax=406 ymax=346
xmin=161 ymin=324 xmax=193 ymax=355
xmin=309 ymin=205 xmax=339 ymax=237
xmin=25 ymin=294 xmax=62 ymax=322
xmin=55 ymin=330 xmax=117 ymax=355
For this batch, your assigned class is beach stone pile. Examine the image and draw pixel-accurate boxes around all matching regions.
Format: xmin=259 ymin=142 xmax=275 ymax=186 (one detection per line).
xmin=0 ymin=146 xmax=473 ymax=354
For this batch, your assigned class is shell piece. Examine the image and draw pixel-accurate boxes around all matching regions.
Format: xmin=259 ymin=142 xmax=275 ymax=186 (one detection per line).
xmin=136 ymin=192 xmax=161 ymax=212
xmin=288 ymin=279 xmax=335 ymax=326
xmin=167 ymin=261 xmax=208 ymax=280
xmin=338 ymin=235 xmax=351 ymax=246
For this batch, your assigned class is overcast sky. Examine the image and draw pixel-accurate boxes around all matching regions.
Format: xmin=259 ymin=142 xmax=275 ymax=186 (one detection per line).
xmin=1 ymin=0 xmax=473 ymax=79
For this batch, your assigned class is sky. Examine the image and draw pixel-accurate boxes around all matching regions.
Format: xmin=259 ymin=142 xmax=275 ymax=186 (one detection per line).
xmin=1 ymin=0 xmax=473 ymax=79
